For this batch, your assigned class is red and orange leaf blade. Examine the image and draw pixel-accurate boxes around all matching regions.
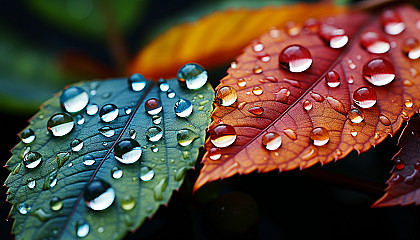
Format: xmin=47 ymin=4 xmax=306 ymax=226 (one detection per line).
xmin=194 ymin=5 xmax=420 ymax=191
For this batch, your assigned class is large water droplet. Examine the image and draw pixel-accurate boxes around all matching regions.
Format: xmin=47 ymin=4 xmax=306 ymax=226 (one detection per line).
xmin=208 ymin=147 xmax=222 ymax=160
xmin=114 ymin=139 xmax=142 ymax=164
xmin=99 ymin=104 xmax=119 ymax=122
xmin=381 ymin=9 xmax=405 ymax=35
xmin=20 ymin=129 xmax=35 ymax=144
xmin=139 ymin=166 xmax=155 ymax=181
xmin=174 ymin=99 xmax=193 ymax=118
xmin=177 ymin=63 xmax=208 ymax=90
xmin=111 ymin=167 xmax=123 ymax=179
xmin=146 ymin=126 xmax=163 ymax=142
xmin=325 ymin=71 xmax=341 ymax=88
xmin=215 ymin=86 xmax=237 ymax=106
xmin=50 ymin=196 xmax=63 ymax=211
xmin=76 ymin=221 xmax=90 ymax=238
xmin=84 ymin=180 xmax=115 ymax=211
xmin=347 ymin=108 xmax=364 ymax=123
xmin=363 ymin=58 xmax=395 ymax=86
xmin=47 ymin=113 xmax=74 ymax=137
xmin=279 ymin=44 xmax=312 ymax=72
xmin=18 ymin=203 xmax=31 ymax=215
xmin=71 ymin=139 xmax=84 ymax=152
xmin=23 ymin=151 xmax=42 ymax=169
xmin=86 ymin=104 xmax=99 ymax=116
xmin=353 ymin=86 xmax=377 ymax=109
xmin=98 ymin=126 xmax=115 ymax=137
xmin=177 ymin=129 xmax=199 ymax=147
xmin=262 ymin=132 xmax=282 ymax=150
xmin=319 ymin=24 xmax=348 ymax=48
xmin=402 ymin=37 xmax=420 ymax=60
xmin=121 ymin=195 xmax=136 ymax=211
xmin=145 ymin=98 xmax=162 ymax=115
xmin=309 ymin=127 xmax=330 ymax=146
xmin=128 ymin=73 xmax=146 ymax=91
xmin=248 ymin=106 xmax=264 ymax=115
xmin=60 ymin=86 xmax=89 ymax=113
xmin=360 ymin=31 xmax=390 ymax=54
xmin=210 ymin=124 xmax=236 ymax=148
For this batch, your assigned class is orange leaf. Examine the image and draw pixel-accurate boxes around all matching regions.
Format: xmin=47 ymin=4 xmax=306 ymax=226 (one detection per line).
xmin=128 ymin=3 xmax=346 ymax=79
xmin=194 ymin=4 xmax=420 ymax=191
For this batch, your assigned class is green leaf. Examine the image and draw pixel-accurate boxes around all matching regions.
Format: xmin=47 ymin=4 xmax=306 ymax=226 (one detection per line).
xmin=4 ymin=77 xmax=213 ymax=239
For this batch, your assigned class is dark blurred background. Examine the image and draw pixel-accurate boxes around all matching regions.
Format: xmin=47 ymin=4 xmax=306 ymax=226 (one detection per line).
xmin=0 ymin=0 xmax=419 ymax=239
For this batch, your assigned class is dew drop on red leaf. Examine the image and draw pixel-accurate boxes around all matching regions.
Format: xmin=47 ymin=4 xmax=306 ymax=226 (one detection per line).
xmin=402 ymin=37 xmax=420 ymax=59
xmin=360 ymin=31 xmax=390 ymax=54
xmin=362 ymin=58 xmax=395 ymax=86
xmin=309 ymin=127 xmax=330 ymax=146
xmin=353 ymin=86 xmax=377 ymax=109
xmin=278 ymin=44 xmax=312 ymax=72
xmin=210 ymin=124 xmax=237 ymax=148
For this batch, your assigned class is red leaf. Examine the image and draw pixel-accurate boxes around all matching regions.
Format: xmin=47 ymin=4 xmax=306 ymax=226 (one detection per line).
xmin=373 ymin=114 xmax=420 ymax=207
xmin=194 ymin=5 xmax=420 ymax=191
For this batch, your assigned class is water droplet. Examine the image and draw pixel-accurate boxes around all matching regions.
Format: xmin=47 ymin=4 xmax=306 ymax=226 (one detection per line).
xmin=210 ymin=124 xmax=236 ymax=148
xmin=56 ymin=152 xmax=70 ymax=167
xmin=121 ymin=195 xmax=136 ymax=211
xmin=252 ymin=86 xmax=263 ymax=96
xmin=403 ymin=79 xmax=413 ymax=86
xmin=279 ymin=44 xmax=312 ymax=72
xmin=360 ymin=31 xmax=390 ymax=54
xmin=124 ymin=107 xmax=132 ymax=115
xmin=145 ymin=98 xmax=162 ymax=115
xmin=129 ymin=129 xmax=136 ymax=139
xmin=347 ymin=108 xmax=364 ymax=123
xmin=215 ymin=86 xmax=237 ymax=106
xmin=381 ymin=9 xmax=405 ymax=35
xmin=60 ymin=86 xmax=89 ymax=113
xmin=11 ymin=163 xmax=21 ymax=175
xmin=159 ymin=79 xmax=170 ymax=92
xmin=17 ymin=203 xmax=32 ymax=215
xmin=71 ymin=139 xmax=84 ymax=152
xmin=251 ymin=40 xmax=264 ymax=52
xmin=353 ymin=86 xmax=377 ymax=109
xmin=152 ymin=115 xmax=162 ymax=124
xmin=50 ymin=196 xmax=63 ymax=211
xmin=285 ymin=21 xmax=301 ymax=36
xmin=76 ymin=115 xmax=85 ymax=125
xmin=86 ymin=104 xmax=98 ymax=115
xmin=248 ymin=106 xmax=264 ymax=115
xmin=231 ymin=61 xmax=238 ymax=69
xmin=177 ymin=129 xmax=199 ymax=147
xmin=402 ymin=111 xmax=409 ymax=121
xmin=310 ymin=92 xmax=324 ymax=102
xmin=252 ymin=65 xmax=263 ymax=74
xmin=362 ymin=58 xmax=395 ymax=86
xmin=111 ymin=167 xmax=123 ymax=179
xmin=153 ymin=177 xmax=168 ymax=201
xmin=303 ymin=100 xmax=313 ymax=111
xmin=262 ymin=132 xmax=282 ymax=150
xmin=350 ymin=129 xmax=358 ymax=137
xmin=99 ymin=104 xmax=118 ymax=122
xmin=23 ymin=151 xmax=42 ymax=169
xmin=76 ymin=221 xmax=90 ymax=238
xmin=174 ymin=99 xmax=193 ymax=117
xmin=302 ymin=146 xmax=318 ymax=160
xmin=404 ymin=98 xmax=413 ymax=108
xmin=19 ymin=129 xmax=35 ymax=145
xmin=128 ymin=73 xmax=146 ymax=91
xmin=303 ymin=18 xmax=320 ymax=33
xmin=347 ymin=76 xmax=354 ymax=84
xmin=309 ymin=127 xmax=330 ymax=146
xmin=275 ymin=88 xmax=290 ymax=103
xmin=326 ymin=96 xmax=346 ymax=115
xmin=177 ymin=63 xmax=208 ymax=89
xmin=83 ymin=155 xmax=96 ymax=166
xmin=235 ymin=78 xmax=246 ymax=87
xmin=374 ymin=131 xmax=382 ymax=140
xmin=319 ymin=24 xmax=348 ymax=48
xmin=84 ymin=180 xmax=115 ymax=211
xmin=379 ymin=115 xmax=391 ymax=126
xmin=146 ymin=126 xmax=163 ymax=142
xmin=283 ymin=128 xmax=297 ymax=140
xmin=208 ymin=147 xmax=222 ymax=160
xmin=47 ymin=112 xmax=74 ymax=137
xmin=256 ymin=52 xmax=271 ymax=62
xmin=325 ymin=71 xmax=341 ymax=88
xmin=114 ymin=139 xmax=142 ymax=164
xmin=395 ymin=159 xmax=404 ymax=170
xmin=402 ymin=37 xmax=420 ymax=59
xmin=140 ymin=166 xmax=155 ymax=181
xmin=98 ymin=126 xmax=115 ymax=138
xmin=167 ymin=89 xmax=176 ymax=98
xmin=27 ymin=179 xmax=36 ymax=189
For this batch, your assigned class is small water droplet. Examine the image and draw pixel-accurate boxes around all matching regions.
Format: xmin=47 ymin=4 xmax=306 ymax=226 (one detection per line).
xmin=252 ymin=86 xmax=263 ymax=96
xmin=152 ymin=115 xmax=162 ymax=124
xmin=70 ymin=139 xmax=84 ymax=152
xmin=27 ymin=179 xmax=36 ymax=189
xmin=159 ymin=79 xmax=170 ymax=92
xmin=360 ymin=31 xmax=390 ymax=54
xmin=402 ymin=37 xmax=420 ymax=60
xmin=231 ymin=61 xmax=238 ymax=69
xmin=347 ymin=108 xmax=364 ymax=123
xmin=99 ymin=104 xmax=118 ymax=122
xmin=402 ymin=111 xmax=409 ymax=121
xmin=60 ymin=86 xmax=89 ymax=113
xmin=251 ymin=40 xmax=264 ymax=52
xmin=121 ymin=195 xmax=136 ymax=211
xmin=145 ymin=98 xmax=162 ymax=115
xmin=83 ymin=155 xmax=96 ymax=166
xmin=237 ymin=78 xmax=246 ymax=87
xmin=47 ymin=113 xmax=74 ymax=137
xmin=374 ymin=131 xmax=382 ymax=140
xmin=124 ymin=107 xmax=132 ymax=115
xmin=215 ymin=86 xmax=237 ymax=106
xmin=174 ymin=99 xmax=193 ymax=117
xmin=146 ymin=126 xmax=163 ymax=142
xmin=404 ymin=98 xmax=413 ymax=108
xmin=279 ymin=44 xmax=312 ymax=72
xmin=20 ymin=129 xmax=35 ymax=144
xmin=98 ymin=126 xmax=115 ymax=138
xmin=177 ymin=129 xmax=199 ymax=147
xmin=310 ymin=92 xmax=324 ymax=102
xmin=23 ymin=151 xmax=42 ymax=169
xmin=208 ymin=147 xmax=222 ymax=160
xmin=350 ymin=129 xmax=358 ymax=137
xmin=325 ymin=71 xmax=341 ymax=88
xmin=252 ymin=65 xmax=263 ymax=74
xmin=403 ymin=79 xmax=413 ymax=86
xmin=256 ymin=52 xmax=271 ymax=62
xmin=262 ymin=132 xmax=282 ymax=150
xmin=18 ymin=203 xmax=31 ymax=215
xmin=326 ymin=96 xmax=346 ymax=115
xmin=319 ymin=24 xmax=348 ymax=48
xmin=303 ymin=100 xmax=313 ymax=111
xmin=379 ymin=115 xmax=391 ymax=126
xmin=128 ymin=73 xmax=146 ymax=91
xmin=56 ymin=152 xmax=70 ymax=167
xmin=50 ymin=196 xmax=63 ymax=211
xmin=114 ymin=139 xmax=142 ymax=164
xmin=302 ymin=146 xmax=318 ymax=160
xmin=285 ymin=21 xmax=301 ymax=36
xmin=111 ymin=167 xmax=123 ymax=179
xmin=303 ymin=18 xmax=320 ymax=34
xmin=84 ymin=180 xmax=115 ymax=211
xmin=153 ymin=177 xmax=168 ymax=201
xmin=353 ymin=86 xmax=377 ymax=109
xmin=347 ymin=76 xmax=354 ymax=84
xmin=283 ymin=128 xmax=297 ymax=140
xmin=210 ymin=124 xmax=236 ymax=148
xmin=275 ymin=88 xmax=290 ymax=103
xmin=76 ymin=115 xmax=85 ymax=125
xmin=381 ymin=9 xmax=405 ymax=35
xmin=309 ymin=127 xmax=330 ymax=146
xmin=363 ymin=58 xmax=395 ymax=86
xmin=177 ymin=63 xmax=208 ymax=89
xmin=167 ymin=89 xmax=176 ymax=98
xmin=248 ymin=106 xmax=264 ymax=115
xmin=395 ymin=159 xmax=404 ymax=170
xmin=129 ymin=129 xmax=136 ymax=139
xmin=76 ymin=221 xmax=90 ymax=238
xmin=140 ymin=166 xmax=155 ymax=181
xmin=86 ymin=104 xmax=98 ymax=115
